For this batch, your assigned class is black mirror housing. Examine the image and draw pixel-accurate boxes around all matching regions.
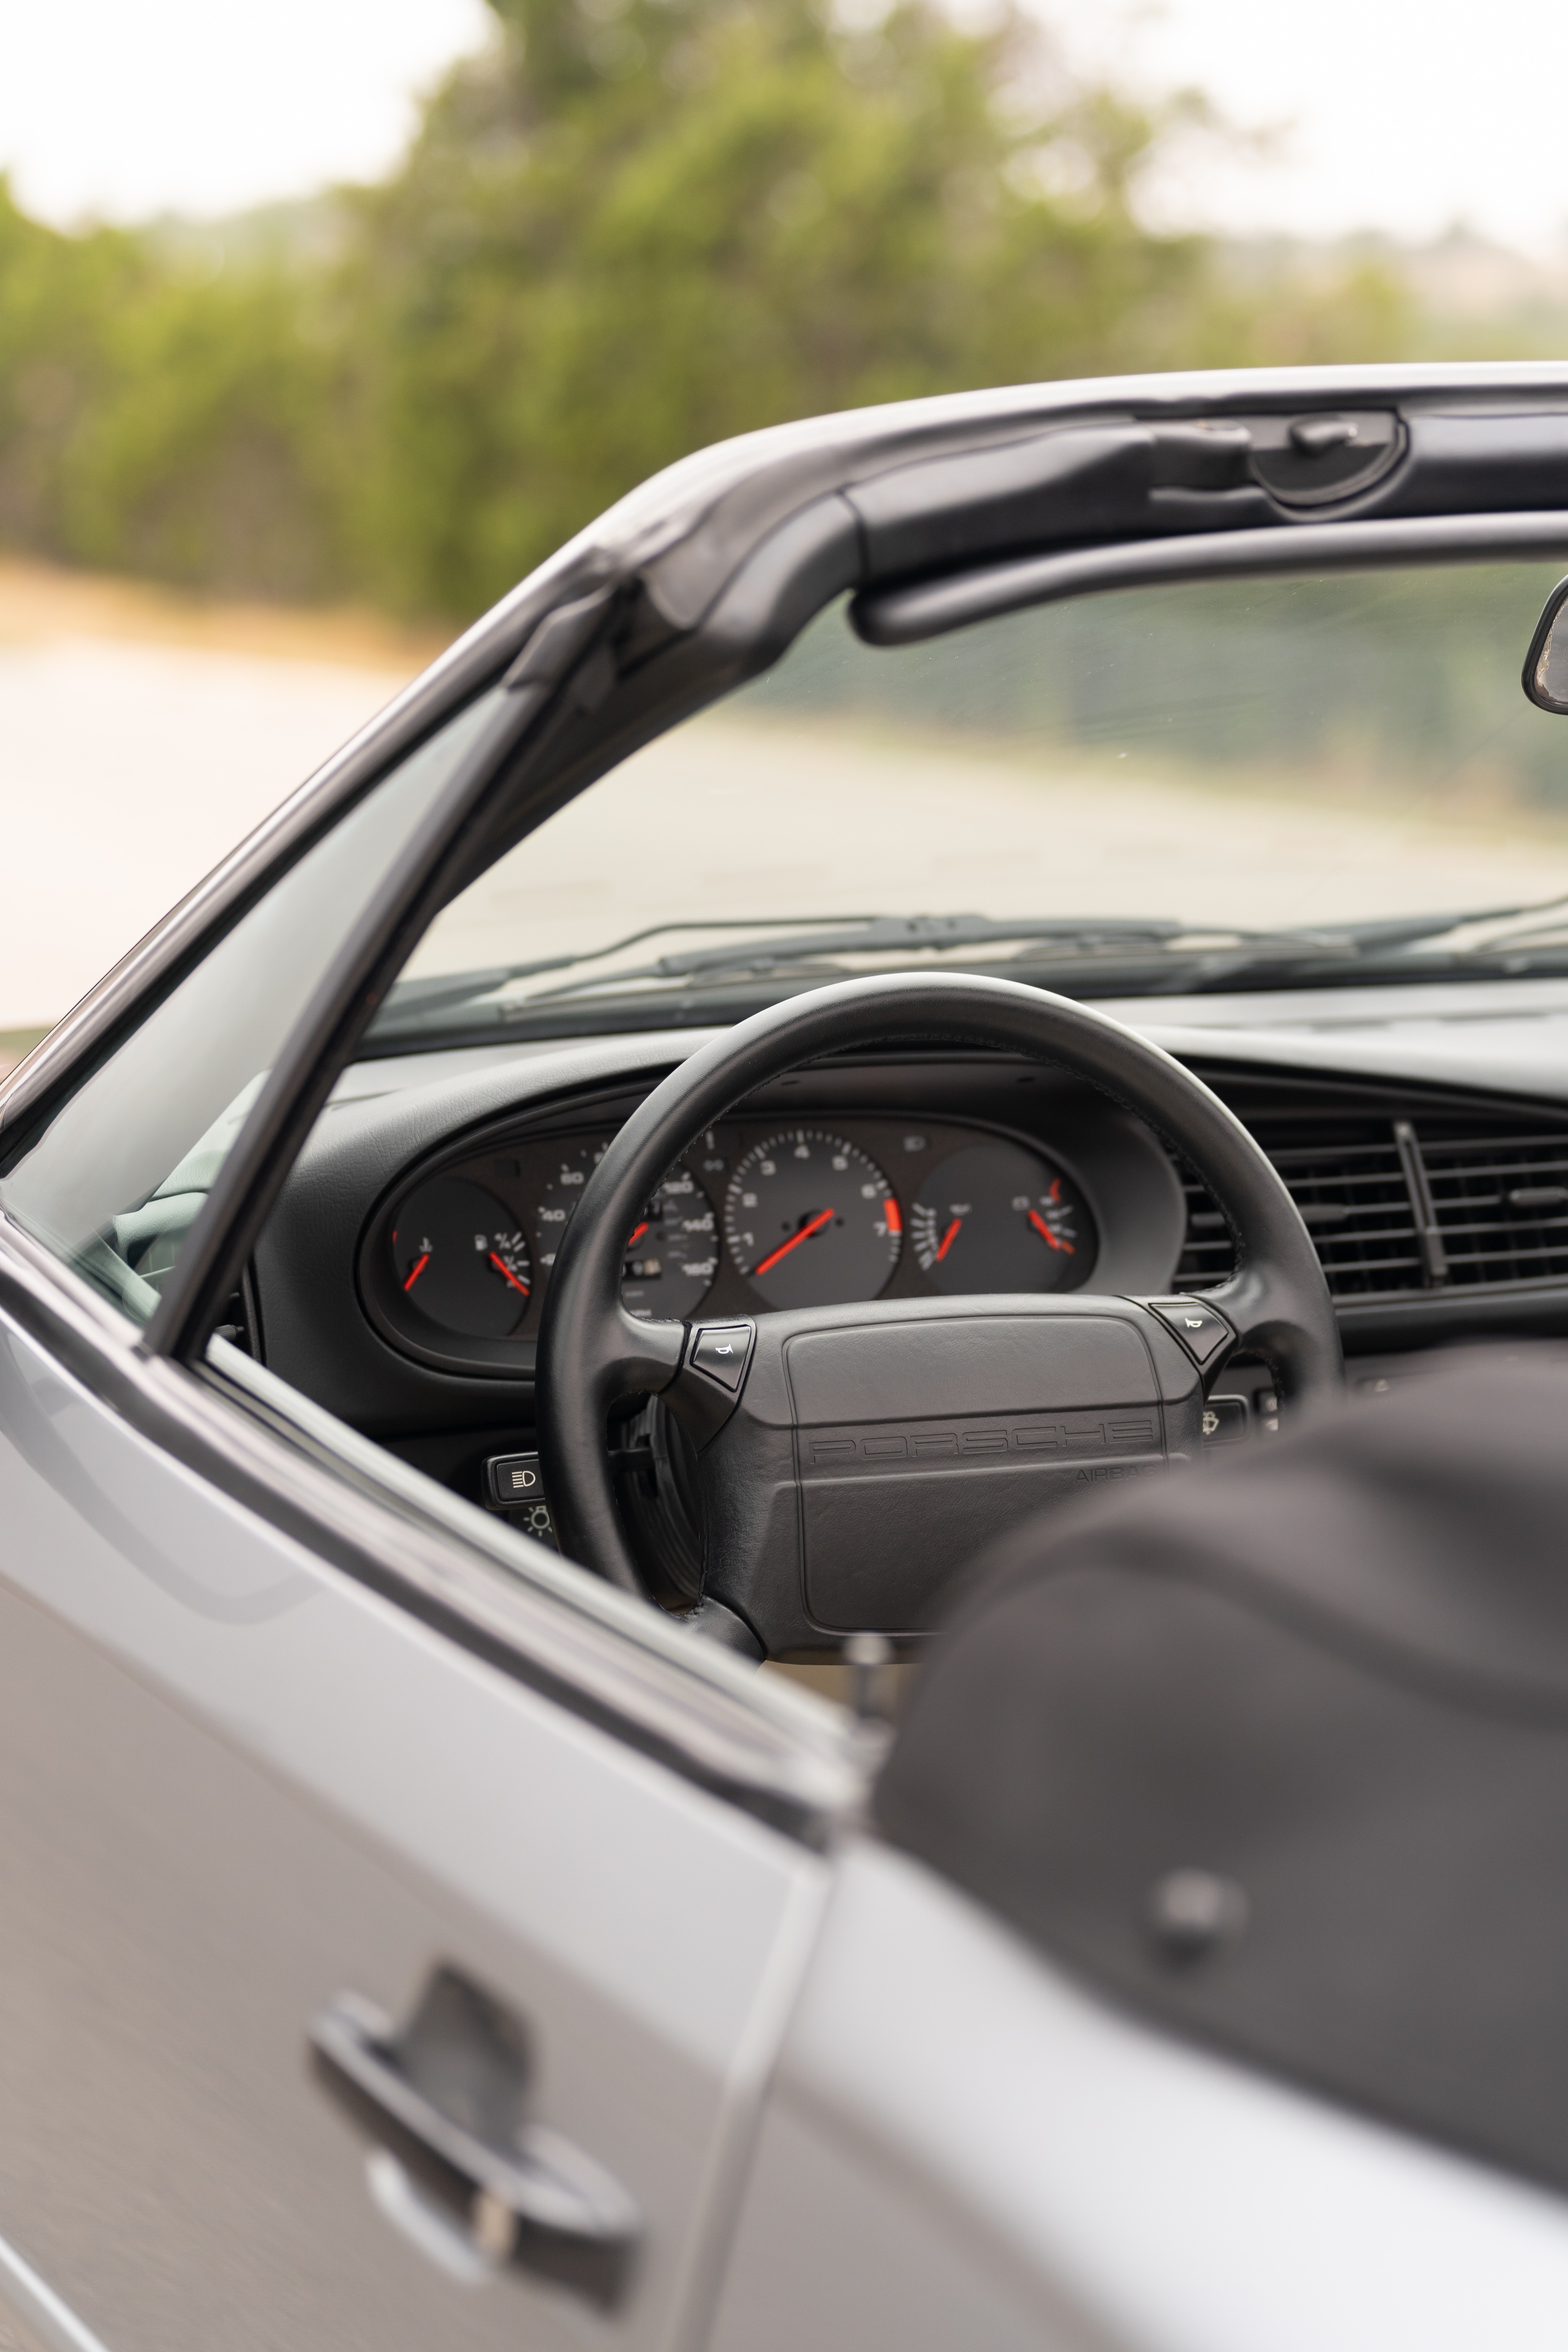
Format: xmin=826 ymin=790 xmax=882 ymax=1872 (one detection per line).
xmin=1523 ymin=574 xmax=1568 ymax=711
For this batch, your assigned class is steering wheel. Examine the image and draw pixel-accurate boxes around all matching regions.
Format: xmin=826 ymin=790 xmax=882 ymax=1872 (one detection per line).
xmin=536 ymin=975 xmax=1341 ymax=1657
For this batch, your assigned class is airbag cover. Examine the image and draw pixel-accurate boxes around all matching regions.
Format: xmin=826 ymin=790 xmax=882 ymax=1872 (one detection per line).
xmin=786 ymin=1314 xmax=1164 ymax=1632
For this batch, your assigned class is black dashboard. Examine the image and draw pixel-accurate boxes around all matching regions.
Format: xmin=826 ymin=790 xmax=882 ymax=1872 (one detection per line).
xmin=330 ymin=1053 xmax=1192 ymax=1387
xmin=366 ymin=1107 xmax=1138 ymax=1373
xmin=252 ymin=1026 xmax=1568 ymax=1541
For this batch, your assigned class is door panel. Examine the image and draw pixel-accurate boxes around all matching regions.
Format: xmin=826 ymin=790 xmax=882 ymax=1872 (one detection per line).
xmin=0 ymin=1306 xmax=824 ymax=2352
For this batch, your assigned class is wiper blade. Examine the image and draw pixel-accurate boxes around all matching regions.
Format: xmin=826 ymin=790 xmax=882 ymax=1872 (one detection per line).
xmin=371 ymin=913 xmax=1195 ymax=1033
xmin=370 ymin=910 xmax=1373 ymax=1038
xmin=532 ymin=913 xmax=1198 ymax=994
xmin=1322 ymin=894 xmax=1568 ymax=960
xmin=373 ymin=916 xmax=891 ymax=1024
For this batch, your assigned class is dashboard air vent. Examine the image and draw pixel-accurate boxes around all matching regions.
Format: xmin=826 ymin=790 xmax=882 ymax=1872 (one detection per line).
xmin=1175 ymin=1138 xmax=1421 ymax=1299
xmin=1173 ymin=1091 xmax=1568 ymax=1304
xmin=1421 ymin=1131 xmax=1568 ymax=1288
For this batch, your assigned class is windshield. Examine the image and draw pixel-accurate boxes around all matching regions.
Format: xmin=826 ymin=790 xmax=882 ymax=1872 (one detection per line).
xmin=380 ymin=557 xmax=1568 ymax=1043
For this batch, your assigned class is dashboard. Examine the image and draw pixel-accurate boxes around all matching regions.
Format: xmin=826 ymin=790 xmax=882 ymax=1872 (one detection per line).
xmin=366 ymin=1112 xmax=1103 ymax=1369
xmin=249 ymin=996 xmax=1568 ymax=1555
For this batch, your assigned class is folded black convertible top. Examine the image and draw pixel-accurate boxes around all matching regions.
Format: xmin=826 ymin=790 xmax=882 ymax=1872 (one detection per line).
xmin=878 ymin=1345 xmax=1568 ymax=2193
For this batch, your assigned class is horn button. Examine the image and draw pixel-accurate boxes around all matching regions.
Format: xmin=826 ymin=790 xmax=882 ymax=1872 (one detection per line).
xmin=667 ymin=1296 xmax=1226 ymax=1652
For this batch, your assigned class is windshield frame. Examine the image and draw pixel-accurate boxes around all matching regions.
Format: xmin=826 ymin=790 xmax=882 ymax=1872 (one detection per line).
xmin=13 ymin=366 xmax=1568 ymax=1367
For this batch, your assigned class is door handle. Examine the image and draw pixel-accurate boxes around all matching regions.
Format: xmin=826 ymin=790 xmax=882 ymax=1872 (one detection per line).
xmin=310 ymin=1971 xmax=639 ymax=2306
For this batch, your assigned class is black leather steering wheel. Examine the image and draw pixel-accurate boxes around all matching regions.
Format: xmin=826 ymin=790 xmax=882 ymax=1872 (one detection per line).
xmin=536 ymin=974 xmax=1341 ymax=1655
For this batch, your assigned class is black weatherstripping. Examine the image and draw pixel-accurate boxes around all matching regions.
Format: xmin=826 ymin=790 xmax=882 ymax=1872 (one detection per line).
xmin=878 ymin=1347 xmax=1568 ymax=2201
xmin=142 ymin=592 xmax=622 ymax=1365
xmin=854 ymin=511 xmax=1568 ymax=647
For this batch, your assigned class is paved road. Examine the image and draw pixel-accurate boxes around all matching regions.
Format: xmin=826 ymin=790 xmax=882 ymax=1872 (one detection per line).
xmin=413 ymin=707 xmax=1568 ymax=987
xmin=11 ymin=631 xmax=1568 ymax=1051
xmin=0 ymin=636 xmax=410 ymax=1037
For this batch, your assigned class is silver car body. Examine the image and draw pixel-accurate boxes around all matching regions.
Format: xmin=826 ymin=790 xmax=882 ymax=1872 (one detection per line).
xmin=7 ymin=362 xmax=1568 ymax=2348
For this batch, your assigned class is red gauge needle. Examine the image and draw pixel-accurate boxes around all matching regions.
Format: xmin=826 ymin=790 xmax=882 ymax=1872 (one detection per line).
xmin=935 ymin=1217 xmax=962 ymax=1262
xmin=752 ymin=1208 xmax=833 ymax=1278
xmin=627 ymin=1223 xmax=649 ymax=1248
xmin=488 ymin=1251 xmax=531 ymax=1297
xmin=402 ymin=1251 xmax=430 ymax=1292
xmin=1028 ymin=1208 xmax=1074 ymax=1254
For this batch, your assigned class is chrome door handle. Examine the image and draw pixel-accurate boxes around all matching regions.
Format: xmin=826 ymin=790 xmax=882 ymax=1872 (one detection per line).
xmin=310 ymin=1974 xmax=639 ymax=2304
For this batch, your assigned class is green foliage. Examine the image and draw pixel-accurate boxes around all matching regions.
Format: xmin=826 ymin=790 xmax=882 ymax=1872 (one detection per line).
xmin=0 ymin=178 xmax=336 ymax=596
xmin=0 ymin=0 xmax=1421 ymax=620
xmin=338 ymin=0 xmax=1226 ymax=609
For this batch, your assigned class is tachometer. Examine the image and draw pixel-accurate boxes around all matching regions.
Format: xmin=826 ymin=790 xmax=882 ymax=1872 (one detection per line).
xmin=725 ymin=1131 xmax=901 ymax=1308
xmin=910 ymin=1141 xmax=1094 ymax=1295
xmin=392 ymin=1175 xmax=533 ymax=1336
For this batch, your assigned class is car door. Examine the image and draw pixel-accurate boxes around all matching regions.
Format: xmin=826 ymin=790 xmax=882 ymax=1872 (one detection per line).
xmin=0 ymin=1237 xmax=848 ymax=2352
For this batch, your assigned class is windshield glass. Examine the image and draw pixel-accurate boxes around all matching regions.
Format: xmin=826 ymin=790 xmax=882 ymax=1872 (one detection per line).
xmin=384 ymin=557 xmax=1568 ymax=1038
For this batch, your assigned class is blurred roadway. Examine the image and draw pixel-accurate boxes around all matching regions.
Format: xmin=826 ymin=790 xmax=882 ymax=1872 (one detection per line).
xmin=0 ymin=565 xmax=435 ymax=1059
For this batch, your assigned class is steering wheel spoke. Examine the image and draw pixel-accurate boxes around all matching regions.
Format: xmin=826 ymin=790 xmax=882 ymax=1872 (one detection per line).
xmin=586 ymin=1308 xmax=686 ymax=1400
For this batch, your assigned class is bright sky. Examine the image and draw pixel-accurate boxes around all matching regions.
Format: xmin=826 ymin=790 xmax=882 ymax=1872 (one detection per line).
xmin=1116 ymin=0 xmax=1568 ymax=256
xmin=0 ymin=0 xmax=1563 ymax=255
xmin=0 ymin=0 xmax=492 ymax=226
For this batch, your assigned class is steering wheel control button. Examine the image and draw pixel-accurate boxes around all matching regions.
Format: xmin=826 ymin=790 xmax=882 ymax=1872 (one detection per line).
xmin=688 ymin=1321 xmax=755 ymax=1394
xmin=1201 ymin=1395 xmax=1250 ymax=1444
xmin=1145 ymin=1297 xmax=1235 ymax=1367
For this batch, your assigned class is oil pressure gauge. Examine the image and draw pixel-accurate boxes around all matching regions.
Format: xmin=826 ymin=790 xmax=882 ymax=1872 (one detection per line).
xmin=910 ymin=1141 xmax=1095 ymax=1295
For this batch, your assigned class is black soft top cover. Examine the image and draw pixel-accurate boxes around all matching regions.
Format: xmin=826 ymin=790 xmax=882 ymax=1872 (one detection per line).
xmin=877 ymin=1348 xmax=1568 ymax=2193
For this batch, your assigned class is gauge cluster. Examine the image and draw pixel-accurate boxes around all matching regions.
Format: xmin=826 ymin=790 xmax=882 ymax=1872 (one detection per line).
xmin=363 ymin=1111 xmax=1102 ymax=1370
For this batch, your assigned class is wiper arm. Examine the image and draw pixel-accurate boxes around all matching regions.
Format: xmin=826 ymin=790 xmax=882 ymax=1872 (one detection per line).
xmin=372 ymin=911 xmax=1390 ymax=1037
xmin=373 ymin=916 xmax=890 ymax=1025
xmin=507 ymin=913 xmax=1369 ymax=1010
xmin=370 ymin=912 xmax=1200 ymax=1034
xmin=561 ymin=912 xmax=1192 ymax=986
xmin=1319 ymin=895 xmax=1568 ymax=961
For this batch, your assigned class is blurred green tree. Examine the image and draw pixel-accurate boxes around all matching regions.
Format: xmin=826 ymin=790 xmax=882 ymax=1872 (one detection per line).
xmin=0 ymin=179 xmax=337 ymax=597
xmin=336 ymin=0 xmax=1215 ymax=609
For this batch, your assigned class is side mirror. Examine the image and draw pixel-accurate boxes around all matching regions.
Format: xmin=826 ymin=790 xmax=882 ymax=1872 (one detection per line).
xmin=1523 ymin=575 xmax=1568 ymax=712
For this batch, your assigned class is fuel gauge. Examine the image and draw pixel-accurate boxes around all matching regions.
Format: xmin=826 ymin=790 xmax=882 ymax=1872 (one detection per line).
xmin=392 ymin=1175 xmax=533 ymax=1336
xmin=911 ymin=1142 xmax=1095 ymax=1295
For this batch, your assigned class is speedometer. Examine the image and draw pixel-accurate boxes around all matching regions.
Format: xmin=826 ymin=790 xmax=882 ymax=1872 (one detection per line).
xmin=533 ymin=1141 xmax=606 ymax=1278
xmin=725 ymin=1131 xmax=901 ymax=1308
xmin=535 ymin=1140 xmax=717 ymax=1318
xmin=623 ymin=1166 xmax=718 ymax=1320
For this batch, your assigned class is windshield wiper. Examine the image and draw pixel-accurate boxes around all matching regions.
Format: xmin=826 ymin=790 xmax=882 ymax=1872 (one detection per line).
xmin=376 ymin=916 xmax=893 ymax=1025
xmin=1174 ymin=896 xmax=1568 ymax=987
xmin=370 ymin=911 xmax=1356 ymax=1039
xmin=378 ymin=895 xmax=1568 ymax=1045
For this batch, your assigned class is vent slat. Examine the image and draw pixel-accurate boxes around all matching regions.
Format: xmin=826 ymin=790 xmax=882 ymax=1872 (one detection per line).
xmin=1176 ymin=1136 xmax=1423 ymax=1299
xmin=1424 ymin=1125 xmax=1568 ymax=1289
